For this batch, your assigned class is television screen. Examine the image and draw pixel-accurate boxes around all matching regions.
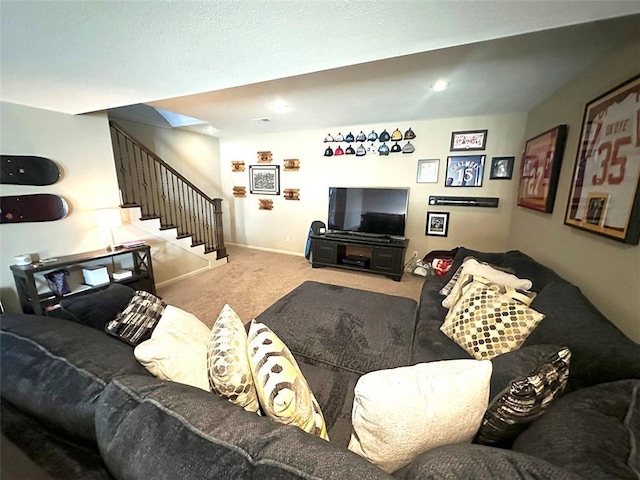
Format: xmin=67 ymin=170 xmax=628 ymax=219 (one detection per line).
xmin=327 ymin=187 xmax=409 ymax=237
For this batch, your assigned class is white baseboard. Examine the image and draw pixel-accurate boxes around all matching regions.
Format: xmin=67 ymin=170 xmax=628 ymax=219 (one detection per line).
xmin=226 ymin=242 xmax=305 ymax=257
xmin=156 ymin=258 xmax=227 ymax=288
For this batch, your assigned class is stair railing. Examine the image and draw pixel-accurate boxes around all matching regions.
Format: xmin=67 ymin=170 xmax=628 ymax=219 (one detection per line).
xmin=109 ymin=121 xmax=227 ymax=260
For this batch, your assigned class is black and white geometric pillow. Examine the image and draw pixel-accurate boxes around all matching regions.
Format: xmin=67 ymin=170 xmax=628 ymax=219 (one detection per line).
xmin=105 ymin=291 xmax=166 ymax=345
xmin=475 ymin=347 xmax=571 ymax=446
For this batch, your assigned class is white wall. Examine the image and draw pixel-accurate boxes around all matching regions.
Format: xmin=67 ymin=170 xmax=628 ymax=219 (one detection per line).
xmin=508 ymin=35 xmax=640 ymax=341
xmin=220 ymin=113 xmax=526 ymax=259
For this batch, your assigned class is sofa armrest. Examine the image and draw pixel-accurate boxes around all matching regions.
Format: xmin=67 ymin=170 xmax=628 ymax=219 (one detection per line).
xmin=394 ymin=443 xmax=583 ymax=480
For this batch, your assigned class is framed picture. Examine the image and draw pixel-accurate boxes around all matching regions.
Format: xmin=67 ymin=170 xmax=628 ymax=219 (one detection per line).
xmin=489 ymin=156 xmax=515 ymax=180
xmin=450 ymin=130 xmax=488 ymax=151
xmin=249 ymin=164 xmax=280 ymax=195
xmin=445 ymin=155 xmax=485 ymax=187
xmin=564 ymin=75 xmax=640 ymax=244
xmin=425 ymin=211 xmax=449 ymax=237
xmin=517 ymin=125 xmax=568 ymax=213
xmin=416 ymin=159 xmax=440 ymax=183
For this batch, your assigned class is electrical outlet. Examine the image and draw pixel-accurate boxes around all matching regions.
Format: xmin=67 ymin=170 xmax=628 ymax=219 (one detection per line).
xmin=412 ymin=250 xmax=418 ymax=258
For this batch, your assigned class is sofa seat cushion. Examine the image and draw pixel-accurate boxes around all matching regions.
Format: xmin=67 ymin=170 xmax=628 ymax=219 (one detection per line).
xmin=95 ymin=375 xmax=394 ymax=480
xmin=255 ymin=281 xmax=417 ymax=374
xmin=512 ymin=379 xmax=640 ymax=480
xmin=0 ymin=314 xmax=149 ymax=445
xmin=527 ymin=281 xmax=640 ymax=390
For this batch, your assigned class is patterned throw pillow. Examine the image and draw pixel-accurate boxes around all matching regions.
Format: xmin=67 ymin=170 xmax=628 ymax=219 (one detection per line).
xmin=442 ymin=259 xmax=532 ymax=309
xmin=476 ymin=347 xmax=571 ymax=445
xmin=105 ymin=291 xmax=166 ymax=345
xmin=207 ymin=305 xmax=260 ymax=413
xmin=441 ymin=277 xmax=544 ymax=360
xmin=247 ymin=320 xmax=328 ymax=440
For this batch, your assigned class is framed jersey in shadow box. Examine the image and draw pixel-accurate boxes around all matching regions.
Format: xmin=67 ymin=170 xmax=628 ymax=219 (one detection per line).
xmin=564 ymin=75 xmax=640 ymax=244
xmin=517 ymin=125 xmax=567 ymax=213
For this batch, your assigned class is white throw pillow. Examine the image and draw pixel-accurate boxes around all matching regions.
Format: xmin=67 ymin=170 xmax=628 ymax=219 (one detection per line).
xmin=348 ymin=359 xmax=492 ymax=473
xmin=442 ymin=258 xmax=533 ymax=309
xmin=134 ymin=305 xmax=211 ymax=391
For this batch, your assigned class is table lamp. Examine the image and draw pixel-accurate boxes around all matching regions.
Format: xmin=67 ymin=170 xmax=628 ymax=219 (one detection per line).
xmin=93 ymin=208 xmax=123 ymax=251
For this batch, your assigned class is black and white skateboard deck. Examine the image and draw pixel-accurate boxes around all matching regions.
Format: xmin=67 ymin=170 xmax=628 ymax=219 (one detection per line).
xmin=1 ymin=155 xmax=61 ymax=186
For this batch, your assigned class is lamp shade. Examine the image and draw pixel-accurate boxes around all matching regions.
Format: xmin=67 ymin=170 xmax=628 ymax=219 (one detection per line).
xmin=93 ymin=208 xmax=122 ymax=228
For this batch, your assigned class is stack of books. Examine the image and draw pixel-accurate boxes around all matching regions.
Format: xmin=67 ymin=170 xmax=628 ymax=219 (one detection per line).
xmin=120 ymin=240 xmax=146 ymax=249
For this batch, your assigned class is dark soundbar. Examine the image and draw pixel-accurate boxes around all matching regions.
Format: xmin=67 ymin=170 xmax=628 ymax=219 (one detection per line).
xmin=428 ymin=196 xmax=499 ymax=208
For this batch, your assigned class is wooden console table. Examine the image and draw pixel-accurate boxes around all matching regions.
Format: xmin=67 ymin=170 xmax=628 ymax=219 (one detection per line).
xmin=10 ymin=245 xmax=155 ymax=315
xmin=310 ymin=233 xmax=408 ymax=281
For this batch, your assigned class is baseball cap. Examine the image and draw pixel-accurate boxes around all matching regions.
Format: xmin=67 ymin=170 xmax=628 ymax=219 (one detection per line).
xmin=345 ymin=145 xmax=355 ymax=155
xmin=335 ymin=145 xmax=344 ymax=155
xmin=345 ymin=132 xmax=355 ymax=143
xmin=391 ymin=142 xmax=402 ymax=153
xmin=391 ymin=129 xmax=402 ymax=141
xmin=379 ymin=130 xmax=391 ymax=142
xmin=367 ymin=143 xmax=378 ymax=155
xmin=324 ymin=146 xmax=334 ymax=157
xmin=404 ymin=128 xmax=416 ymax=140
xmin=356 ymin=144 xmax=366 ymax=156
xmin=324 ymin=133 xmax=334 ymax=142
xmin=335 ymin=133 xmax=344 ymax=142
xmin=356 ymin=131 xmax=366 ymax=142
xmin=368 ymin=130 xmax=379 ymax=142
xmin=378 ymin=143 xmax=390 ymax=155
xmin=402 ymin=141 xmax=415 ymax=154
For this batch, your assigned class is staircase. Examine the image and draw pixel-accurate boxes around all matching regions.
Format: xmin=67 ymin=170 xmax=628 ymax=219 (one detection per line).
xmin=109 ymin=121 xmax=227 ymax=260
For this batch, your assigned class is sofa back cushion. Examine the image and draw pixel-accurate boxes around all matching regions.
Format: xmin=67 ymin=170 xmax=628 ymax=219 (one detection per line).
xmin=0 ymin=314 xmax=149 ymax=444
xmin=526 ymin=281 xmax=640 ymax=390
xmin=95 ymin=375 xmax=394 ymax=480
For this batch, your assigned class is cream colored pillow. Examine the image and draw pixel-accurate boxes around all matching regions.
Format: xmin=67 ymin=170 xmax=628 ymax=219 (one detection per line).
xmin=207 ymin=304 xmax=260 ymax=413
xmin=247 ymin=320 xmax=328 ymax=440
xmin=134 ymin=305 xmax=210 ymax=391
xmin=348 ymin=359 xmax=492 ymax=473
xmin=442 ymin=258 xmax=533 ymax=308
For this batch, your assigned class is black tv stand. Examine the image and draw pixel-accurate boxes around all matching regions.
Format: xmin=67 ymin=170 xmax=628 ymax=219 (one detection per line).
xmin=310 ymin=233 xmax=408 ymax=281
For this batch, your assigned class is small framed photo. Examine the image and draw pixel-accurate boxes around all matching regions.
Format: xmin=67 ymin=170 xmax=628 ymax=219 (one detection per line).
xmin=416 ymin=159 xmax=440 ymax=183
xmin=426 ymin=211 xmax=450 ymax=237
xmin=489 ymin=156 xmax=515 ymax=180
xmin=249 ymin=164 xmax=280 ymax=195
xmin=445 ymin=155 xmax=485 ymax=187
xmin=584 ymin=193 xmax=609 ymax=227
xmin=450 ymin=130 xmax=488 ymax=151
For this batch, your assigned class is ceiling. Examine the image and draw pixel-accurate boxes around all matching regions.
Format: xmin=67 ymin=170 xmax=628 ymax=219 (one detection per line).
xmin=1 ymin=1 xmax=639 ymax=138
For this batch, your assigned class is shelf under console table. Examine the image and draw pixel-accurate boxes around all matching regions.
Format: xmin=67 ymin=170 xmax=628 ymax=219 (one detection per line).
xmin=310 ymin=233 xmax=408 ymax=281
xmin=10 ymin=245 xmax=155 ymax=316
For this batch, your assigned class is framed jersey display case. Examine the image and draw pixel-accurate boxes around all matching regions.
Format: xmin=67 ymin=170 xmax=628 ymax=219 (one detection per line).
xmin=517 ymin=125 xmax=567 ymax=213
xmin=564 ymin=75 xmax=640 ymax=244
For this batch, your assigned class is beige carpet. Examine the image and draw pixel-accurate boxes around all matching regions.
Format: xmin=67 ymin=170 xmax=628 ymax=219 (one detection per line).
xmin=157 ymin=244 xmax=425 ymax=328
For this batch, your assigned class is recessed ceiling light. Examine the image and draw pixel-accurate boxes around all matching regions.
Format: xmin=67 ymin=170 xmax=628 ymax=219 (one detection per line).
xmin=432 ymin=79 xmax=448 ymax=91
xmin=270 ymin=99 xmax=289 ymax=113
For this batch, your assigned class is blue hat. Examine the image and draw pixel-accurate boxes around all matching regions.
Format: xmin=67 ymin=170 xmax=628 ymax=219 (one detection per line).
xmin=368 ymin=130 xmax=378 ymax=141
xmin=345 ymin=132 xmax=355 ymax=143
xmin=379 ymin=130 xmax=391 ymax=142
xmin=378 ymin=143 xmax=390 ymax=155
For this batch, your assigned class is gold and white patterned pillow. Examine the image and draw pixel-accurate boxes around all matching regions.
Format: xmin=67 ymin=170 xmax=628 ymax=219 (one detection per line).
xmin=207 ymin=305 xmax=260 ymax=413
xmin=247 ymin=320 xmax=328 ymax=440
xmin=441 ymin=277 xmax=544 ymax=360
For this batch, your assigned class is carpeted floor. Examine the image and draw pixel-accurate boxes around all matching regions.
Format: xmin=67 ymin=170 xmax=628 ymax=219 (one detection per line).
xmin=157 ymin=244 xmax=425 ymax=328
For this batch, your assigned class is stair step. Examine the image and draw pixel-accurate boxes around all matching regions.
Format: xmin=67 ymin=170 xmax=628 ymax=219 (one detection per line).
xmin=191 ymin=241 xmax=205 ymax=248
xmin=176 ymin=234 xmax=191 ymax=240
xmin=140 ymin=215 xmax=161 ymax=221
xmin=159 ymin=224 xmax=177 ymax=231
xmin=120 ymin=203 xmax=141 ymax=208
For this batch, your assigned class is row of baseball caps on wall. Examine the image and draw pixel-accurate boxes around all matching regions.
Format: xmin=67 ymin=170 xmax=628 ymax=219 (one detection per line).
xmin=324 ymin=142 xmax=414 ymax=156
xmin=324 ymin=127 xmax=416 ymax=143
xmin=323 ymin=127 xmax=417 ymax=156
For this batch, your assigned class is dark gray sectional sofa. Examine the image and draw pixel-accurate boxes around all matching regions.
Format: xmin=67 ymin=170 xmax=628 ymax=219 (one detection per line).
xmin=1 ymin=247 xmax=639 ymax=479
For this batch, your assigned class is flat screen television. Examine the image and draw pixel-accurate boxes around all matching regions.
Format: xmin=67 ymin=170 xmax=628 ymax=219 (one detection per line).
xmin=327 ymin=187 xmax=409 ymax=237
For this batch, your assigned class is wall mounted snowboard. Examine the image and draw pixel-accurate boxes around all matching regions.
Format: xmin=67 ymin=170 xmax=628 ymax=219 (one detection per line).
xmin=1 ymin=194 xmax=69 ymax=224
xmin=1 ymin=155 xmax=61 ymax=186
